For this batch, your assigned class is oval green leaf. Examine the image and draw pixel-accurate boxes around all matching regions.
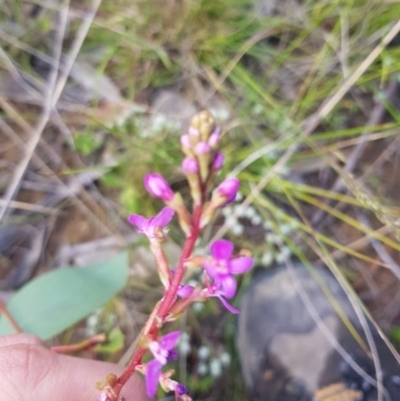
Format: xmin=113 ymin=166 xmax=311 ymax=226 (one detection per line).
xmin=0 ymin=252 xmax=128 ymax=340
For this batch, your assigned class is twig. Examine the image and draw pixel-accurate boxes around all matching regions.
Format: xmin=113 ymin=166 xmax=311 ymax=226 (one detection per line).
xmin=0 ymin=0 xmax=70 ymax=223
xmin=51 ymin=333 xmax=107 ymax=354
xmin=0 ymin=97 xmax=118 ymax=237
xmin=0 ymin=0 xmax=102 ymax=223
xmin=357 ymin=212 xmax=400 ymax=281
xmin=0 ymin=301 xmax=22 ymax=333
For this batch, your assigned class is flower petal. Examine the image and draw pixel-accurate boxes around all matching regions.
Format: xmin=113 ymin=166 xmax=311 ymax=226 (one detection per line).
xmin=127 ymin=214 xmax=149 ymax=231
xmin=177 ymin=285 xmax=195 ymax=298
xmin=228 ymin=256 xmax=254 ymax=275
xmin=217 ymin=295 xmax=240 ymax=314
xmin=160 ymin=330 xmax=181 ymax=351
xmin=146 ymin=359 xmax=162 ymax=397
xmin=210 ymin=239 xmax=234 ymax=260
xmin=203 ymin=262 xmax=218 ymax=279
xmin=151 ymin=207 xmax=175 ymax=228
xmin=220 ymin=275 xmax=237 ymax=298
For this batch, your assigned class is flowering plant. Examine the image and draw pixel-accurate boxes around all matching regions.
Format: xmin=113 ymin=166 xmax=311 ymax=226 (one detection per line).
xmin=97 ymin=111 xmax=254 ymax=401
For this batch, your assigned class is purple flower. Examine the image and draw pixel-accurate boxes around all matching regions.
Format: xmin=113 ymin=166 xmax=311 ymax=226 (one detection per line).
xmin=212 ymin=290 xmax=240 ymax=314
xmin=182 ymin=157 xmax=199 ymax=174
xmin=177 ymin=284 xmax=195 ymax=298
xmin=159 ymin=375 xmax=192 ymax=400
xmin=144 ymin=173 xmax=174 ymax=201
xmin=212 ymin=152 xmax=224 ymax=171
xmin=203 ymin=240 xmax=253 ymax=299
xmin=180 ymin=134 xmax=191 ymax=149
xmin=146 ymin=331 xmax=181 ymax=397
xmin=217 ymin=178 xmax=240 ymax=204
xmin=128 ymin=207 xmax=175 ymax=238
xmin=177 ymin=383 xmax=189 ymax=396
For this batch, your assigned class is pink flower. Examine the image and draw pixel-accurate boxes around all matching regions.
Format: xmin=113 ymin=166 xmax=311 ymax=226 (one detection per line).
xmin=128 ymin=207 xmax=175 ymax=239
xmin=146 ymin=331 xmax=181 ymax=397
xmin=203 ymin=240 xmax=253 ymax=299
xmin=216 ymin=178 xmax=240 ymax=204
xmin=144 ymin=173 xmax=174 ymax=201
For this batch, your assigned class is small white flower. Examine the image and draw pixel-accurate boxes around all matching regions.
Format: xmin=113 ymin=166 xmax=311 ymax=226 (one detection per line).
xmin=193 ymin=302 xmax=205 ymax=313
xmin=197 ymin=362 xmax=208 ymax=376
xmin=279 ymin=224 xmax=292 ymax=235
xmin=263 ymin=221 xmax=272 ymax=230
xmin=231 ymin=223 xmax=244 ymax=236
xmin=265 ymin=233 xmax=276 ymax=244
xmin=198 ymin=346 xmax=211 ymax=360
xmin=221 ymin=205 xmax=233 ymax=217
xmin=178 ymin=332 xmax=191 ymax=356
xmin=235 ymin=191 xmax=243 ymax=201
xmin=226 ymin=215 xmax=238 ymax=226
xmin=251 ymin=214 xmax=262 ymax=226
xmin=220 ymin=352 xmax=231 ymax=366
xmin=261 ymin=252 xmax=273 ymax=265
xmin=209 ymin=359 xmax=223 ymax=378
xmin=243 ymin=206 xmax=256 ymax=218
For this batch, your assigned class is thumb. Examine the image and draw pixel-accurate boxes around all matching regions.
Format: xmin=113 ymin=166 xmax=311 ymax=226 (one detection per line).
xmin=0 ymin=333 xmax=151 ymax=401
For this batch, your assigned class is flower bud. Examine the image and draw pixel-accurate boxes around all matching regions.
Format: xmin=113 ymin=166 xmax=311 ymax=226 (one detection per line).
xmin=194 ymin=142 xmax=211 ymax=182
xmin=144 ymin=173 xmax=174 ymax=201
xmin=208 ymin=131 xmax=220 ymax=149
xmin=188 ymin=126 xmax=200 ymax=137
xmin=182 ymin=158 xmax=201 ymax=206
xmin=212 ymin=152 xmax=224 ymax=171
xmin=182 ymin=157 xmax=199 ymax=174
xmin=190 ymin=114 xmax=201 ymax=129
xmin=199 ymin=122 xmax=213 ymax=141
xmin=216 ymin=178 xmax=240 ymax=204
xmin=190 ymin=110 xmax=216 ymax=141
xmin=180 ymin=134 xmax=191 ymax=148
xmin=195 ymin=141 xmax=210 ymax=155
xmin=198 ymin=110 xmax=214 ymax=124
xmin=180 ymin=134 xmax=193 ymax=157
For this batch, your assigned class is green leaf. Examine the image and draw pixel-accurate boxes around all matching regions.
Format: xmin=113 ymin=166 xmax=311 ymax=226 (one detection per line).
xmin=74 ymin=131 xmax=101 ymax=156
xmin=96 ymin=328 xmax=125 ymax=354
xmin=0 ymin=252 xmax=129 ymax=340
xmin=391 ymin=326 xmax=400 ymax=344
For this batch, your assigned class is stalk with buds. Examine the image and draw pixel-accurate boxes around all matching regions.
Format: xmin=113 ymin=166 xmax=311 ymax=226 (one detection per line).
xmin=96 ymin=111 xmax=254 ymax=401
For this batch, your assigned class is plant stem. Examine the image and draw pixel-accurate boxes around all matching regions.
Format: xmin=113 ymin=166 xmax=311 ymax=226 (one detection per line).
xmin=111 ymin=204 xmax=203 ymax=399
xmin=0 ymin=301 xmax=22 ymax=333
xmin=51 ymin=333 xmax=107 ymax=354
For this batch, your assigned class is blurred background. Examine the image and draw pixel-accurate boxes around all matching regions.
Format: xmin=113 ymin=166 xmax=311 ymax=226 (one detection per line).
xmin=1 ymin=0 xmax=400 ymax=399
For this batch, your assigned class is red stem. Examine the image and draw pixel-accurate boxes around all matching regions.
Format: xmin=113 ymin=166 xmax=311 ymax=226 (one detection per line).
xmin=51 ymin=333 xmax=107 ymax=354
xmin=112 ymin=204 xmax=203 ymax=398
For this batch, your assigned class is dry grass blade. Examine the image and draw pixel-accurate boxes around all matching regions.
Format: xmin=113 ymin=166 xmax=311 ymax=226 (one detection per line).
xmin=0 ymin=0 xmax=102 ymax=223
xmin=209 ymin=19 xmax=400 ymax=244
